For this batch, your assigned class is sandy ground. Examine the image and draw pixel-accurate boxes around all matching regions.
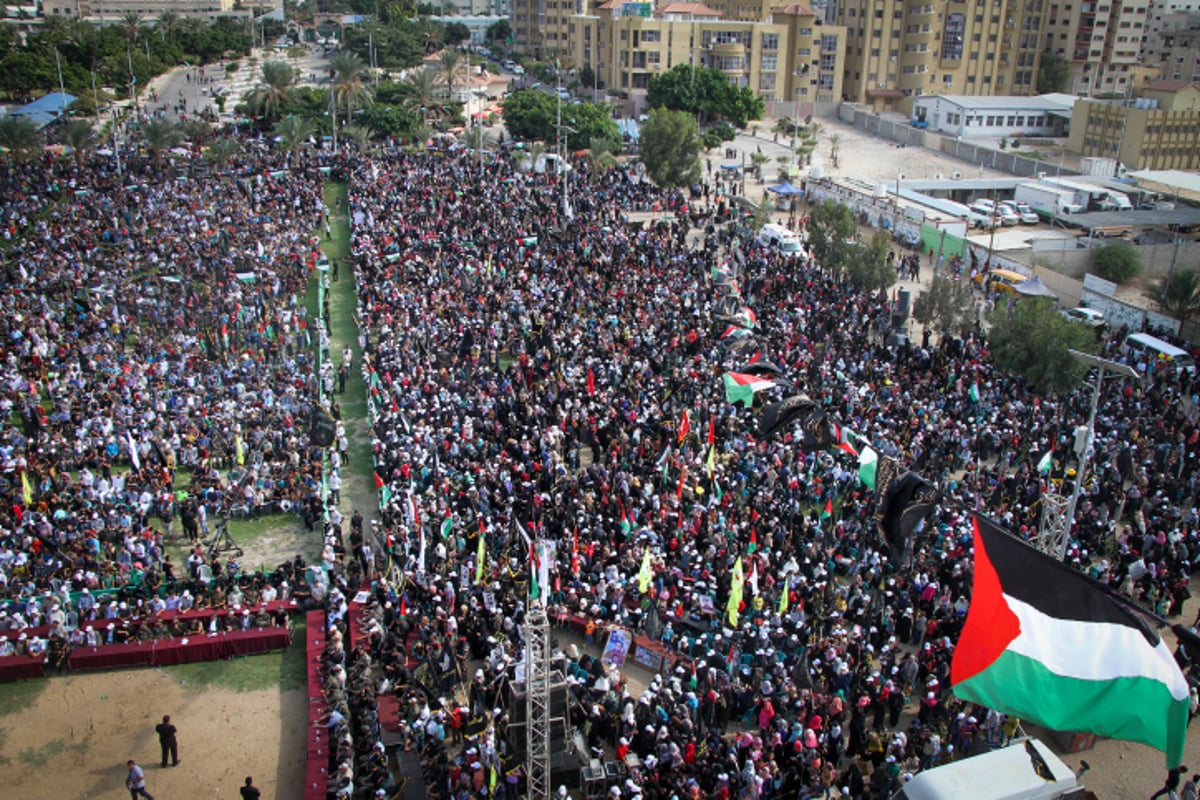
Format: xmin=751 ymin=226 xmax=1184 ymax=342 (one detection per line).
xmin=0 ymin=669 xmax=304 ymax=799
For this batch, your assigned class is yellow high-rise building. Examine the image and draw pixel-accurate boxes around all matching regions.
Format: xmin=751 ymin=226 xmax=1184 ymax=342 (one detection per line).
xmin=831 ymin=0 xmax=1046 ymax=112
xmin=567 ymin=2 xmax=845 ymax=116
xmin=1068 ymin=80 xmax=1200 ymax=169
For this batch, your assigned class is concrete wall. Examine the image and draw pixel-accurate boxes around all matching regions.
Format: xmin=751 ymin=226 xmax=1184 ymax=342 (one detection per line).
xmin=1030 ymin=241 xmax=1200 ymax=279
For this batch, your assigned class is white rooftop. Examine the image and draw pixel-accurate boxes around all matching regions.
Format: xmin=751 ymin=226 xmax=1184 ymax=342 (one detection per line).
xmin=916 ymin=93 xmax=1079 ymax=112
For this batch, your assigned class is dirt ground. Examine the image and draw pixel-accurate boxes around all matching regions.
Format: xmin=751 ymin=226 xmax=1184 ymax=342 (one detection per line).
xmin=0 ymin=670 xmax=304 ymax=799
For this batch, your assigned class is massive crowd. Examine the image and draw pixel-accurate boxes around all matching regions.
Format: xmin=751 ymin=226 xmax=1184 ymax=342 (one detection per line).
xmin=346 ymin=143 xmax=1200 ymax=800
xmin=0 ymin=135 xmax=344 ymax=663
xmin=2 ymin=126 xmax=1199 ymax=800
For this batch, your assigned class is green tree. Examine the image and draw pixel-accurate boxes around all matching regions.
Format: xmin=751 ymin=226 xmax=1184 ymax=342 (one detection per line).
xmin=646 ymin=64 xmax=763 ymax=126
xmin=358 ymin=105 xmax=421 ymax=139
xmin=1154 ymin=269 xmax=1200 ymax=332
xmin=564 ymin=101 xmax=621 ymax=151
xmin=501 ymin=88 xmax=558 ymax=141
xmin=912 ymin=274 xmax=976 ymax=338
xmin=639 ymin=107 xmax=701 ymax=189
xmin=59 ymin=118 xmax=96 ymax=166
xmin=330 ymin=51 xmax=373 ymax=119
xmin=141 ymin=118 xmax=182 ymax=169
xmin=486 ymin=19 xmax=511 ymax=43
xmin=274 ymin=114 xmax=315 ymax=158
xmin=0 ymin=115 xmax=42 ymax=162
xmin=588 ymin=136 xmax=618 ymax=170
xmin=987 ymin=296 xmax=1097 ymax=395
xmin=246 ymin=60 xmax=297 ymax=121
xmin=845 ymin=233 xmax=897 ymax=294
xmin=1092 ymin=241 xmax=1142 ymax=284
xmin=203 ymin=136 xmax=241 ymax=170
xmin=438 ymin=47 xmax=465 ymax=102
xmin=806 ymin=200 xmax=858 ymax=276
xmin=444 ymin=22 xmax=471 ymax=46
xmin=1037 ymin=52 xmax=1070 ymax=94
xmin=341 ymin=124 xmax=373 ymax=150
xmin=403 ymin=68 xmax=441 ymax=124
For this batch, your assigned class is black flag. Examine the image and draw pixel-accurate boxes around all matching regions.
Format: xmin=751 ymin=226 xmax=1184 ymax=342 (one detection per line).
xmin=876 ymin=468 xmax=940 ymax=566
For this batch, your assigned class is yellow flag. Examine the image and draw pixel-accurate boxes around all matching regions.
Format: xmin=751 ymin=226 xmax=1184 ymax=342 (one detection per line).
xmin=706 ymin=444 xmax=715 ymax=479
xmin=235 ymin=433 xmax=245 ymax=466
xmin=476 ymin=528 xmax=486 ymax=584
xmin=21 ymin=471 xmax=33 ymax=507
xmin=727 ymin=556 xmax=744 ymax=627
xmin=778 ymin=580 xmax=789 ymax=614
xmin=637 ymin=548 xmax=653 ymax=594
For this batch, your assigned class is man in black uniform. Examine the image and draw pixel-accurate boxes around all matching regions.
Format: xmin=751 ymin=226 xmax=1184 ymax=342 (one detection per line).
xmin=239 ymin=776 xmax=261 ymax=799
xmin=155 ymin=715 xmax=179 ymax=767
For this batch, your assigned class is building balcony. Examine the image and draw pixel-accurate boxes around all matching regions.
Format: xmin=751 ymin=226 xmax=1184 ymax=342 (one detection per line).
xmin=710 ymin=43 xmax=746 ymax=58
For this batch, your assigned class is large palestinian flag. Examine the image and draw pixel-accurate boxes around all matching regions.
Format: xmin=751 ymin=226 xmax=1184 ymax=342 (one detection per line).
xmin=952 ymin=515 xmax=1189 ymax=766
xmin=723 ymin=372 xmax=776 ymax=408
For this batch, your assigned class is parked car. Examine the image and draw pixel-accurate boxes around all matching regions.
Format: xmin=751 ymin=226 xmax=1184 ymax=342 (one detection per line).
xmin=1061 ymin=307 xmax=1106 ymax=328
xmin=972 ymin=198 xmax=996 ymax=213
xmin=1000 ymin=201 xmax=1039 ymax=225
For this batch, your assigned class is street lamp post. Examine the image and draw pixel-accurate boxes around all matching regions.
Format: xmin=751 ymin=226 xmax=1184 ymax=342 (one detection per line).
xmin=1058 ymin=350 xmax=1141 ymax=561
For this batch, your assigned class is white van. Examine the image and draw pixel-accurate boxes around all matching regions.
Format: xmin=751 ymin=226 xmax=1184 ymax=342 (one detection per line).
xmin=757 ymin=223 xmax=804 ymax=258
xmin=1122 ymin=332 xmax=1196 ymax=374
xmin=893 ymin=739 xmax=1083 ymax=800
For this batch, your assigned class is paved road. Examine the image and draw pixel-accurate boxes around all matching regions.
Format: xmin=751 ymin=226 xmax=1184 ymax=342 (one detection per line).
xmin=144 ymin=47 xmax=334 ymax=124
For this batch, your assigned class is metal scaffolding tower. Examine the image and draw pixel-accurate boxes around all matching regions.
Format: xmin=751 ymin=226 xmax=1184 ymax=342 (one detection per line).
xmin=525 ymin=603 xmax=552 ymax=800
xmin=1036 ymin=492 xmax=1072 ymax=557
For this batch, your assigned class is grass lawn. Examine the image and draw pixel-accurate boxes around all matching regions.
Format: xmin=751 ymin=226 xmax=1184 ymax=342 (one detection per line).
xmin=162 ymin=618 xmax=306 ymax=693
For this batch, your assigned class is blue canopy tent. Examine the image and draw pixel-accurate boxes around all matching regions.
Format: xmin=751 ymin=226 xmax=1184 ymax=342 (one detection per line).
xmin=766 ymin=181 xmax=804 ymax=196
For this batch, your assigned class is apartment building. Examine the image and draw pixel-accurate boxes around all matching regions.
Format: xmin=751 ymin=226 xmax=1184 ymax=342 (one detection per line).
xmin=831 ymin=0 xmax=1046 ymax=112
xmin=1067 ymin=79 xmax=1200 ymax=169
xmin=46 ymin=0 xmax=255 ymax=23
xmin=1153 ymin=24 xmax=1200 ymax=84
xmin=512 ymin=0 xmax=580 ymax=58
xmin=567 ymin=2 xmax=845 ymax=116
xmin=1141 ymin=0 xmax=1200 ymax=63
xmin=1042 ymin=0 xmax=1148 ymax=96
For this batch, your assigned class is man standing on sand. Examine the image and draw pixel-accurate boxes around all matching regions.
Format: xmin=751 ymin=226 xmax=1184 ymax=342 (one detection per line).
xmin=1151 ymin=764 xmax=1188 ymax=800
xmin=126 ymin=759 xmax=154 ymax=800
xmin=155 ymin=715 xmax=179 ymax=767
xmin=240 ymin=776 xmax=262 ymax=799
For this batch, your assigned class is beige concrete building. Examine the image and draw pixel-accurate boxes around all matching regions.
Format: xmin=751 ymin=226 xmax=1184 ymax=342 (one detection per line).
xmin=44 ymin=0 xmax=256 ymax=23
xmin=512 ymin=0 xmax=578 ymax=58
xmin=1154 ymin=24 xmax=1200 ymax=84
xmin=566 ymin=2 xmax=845 ymax=116
xmin=1067 ymin=79 xmax=1200 ymax=169
xmin=1042 ymin=0 xmax=1147 ymax=96
xmin=831 ymin=0 xmax=1046 ymax=112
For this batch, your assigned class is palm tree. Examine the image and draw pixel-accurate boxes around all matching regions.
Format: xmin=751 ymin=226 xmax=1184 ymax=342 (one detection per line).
xmin=157 ymin=11 xmax=180 ymax=43
xmin=274 ymin=115 xmax=315 ymax=160
xmin=178 ymin=119 xmax=211 ymax=144
xmin=203 ymin=136 xmax=241 ymax=171
xmin=828 ymin=133 xmax=841 ymax=168
xmin=404 ymin=68 xmax=439 ymax=125
xmin=1155 ymin=270 xmax=1200 ymax=333
xmin=341 ymin=124 xmax=373 ymax=151
xmin=59 ymin=119 xmax=96 ymax=166
xmin=523 ymin=141 xmax=546 ymax=173
xmin=438 ymin=48 xmax=465 ymax=103
xmin=120 ymin=11 xmax=144 ymax=45
xmin=246 ymin=60 xmax=297 ymax=122
xmin=329 ymin=51 xmax=373 ymax=120
xmin=0 ymin=116 xmax=42 ymax=162
xmin=141 ymin=119 xmax=182 ymax=169
xmin=588 ymin=136 xmax=617 ymax=170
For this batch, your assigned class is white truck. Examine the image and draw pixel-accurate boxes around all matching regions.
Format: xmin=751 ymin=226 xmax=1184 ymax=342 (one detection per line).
xmin=1014 ymin=183 xmax=1084 ymax=219
xmin=893 ymin=738 xmax=1086 ymax=800
xmin=1038 ymin=176 xmax=1132 ymax=211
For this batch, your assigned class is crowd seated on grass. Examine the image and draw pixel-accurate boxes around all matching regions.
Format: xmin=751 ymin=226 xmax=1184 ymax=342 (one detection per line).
xmin=0 ymin=136 xmax=349 ymax=658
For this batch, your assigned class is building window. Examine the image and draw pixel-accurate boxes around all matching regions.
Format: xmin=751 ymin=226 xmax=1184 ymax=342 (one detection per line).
xmin=641 ymin=30 xmax=660 ymax=43
xmin=762 ymin=34 xmax=779 ymax=50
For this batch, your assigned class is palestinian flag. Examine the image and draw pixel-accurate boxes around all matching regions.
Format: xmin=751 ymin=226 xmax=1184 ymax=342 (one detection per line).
xmin=953 ymin=515 xmax=1189 ymax=767
xmin=858 ymin=446 xmax=878 ymax=490
xmin=723 ymin=372 xmax=776 ymax=408
xmin=721 ymin=325 xmax=752 ymax=339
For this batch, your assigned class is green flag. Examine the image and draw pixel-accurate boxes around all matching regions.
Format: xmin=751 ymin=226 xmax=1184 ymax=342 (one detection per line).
xmin=1037 ymin=450 xmax=1053 ymax=474
xmin=859 ymin=446 xmax=879 ymax=490
xmin=440 ymin=517 xmax=453 ymax=538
